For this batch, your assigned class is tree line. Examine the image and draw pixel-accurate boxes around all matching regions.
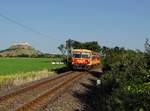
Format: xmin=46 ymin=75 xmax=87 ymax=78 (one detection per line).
xmin=58 ymin=39 xmax=101 ymax=54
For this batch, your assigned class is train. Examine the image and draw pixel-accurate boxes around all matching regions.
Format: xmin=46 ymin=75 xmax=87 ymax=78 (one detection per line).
xmin=71 ymin=49 xmax=100 ymax=70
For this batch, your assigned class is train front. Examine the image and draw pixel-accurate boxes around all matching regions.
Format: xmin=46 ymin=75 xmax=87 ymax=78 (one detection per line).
xmin=71 ymin=49 xmax=92 ymax=70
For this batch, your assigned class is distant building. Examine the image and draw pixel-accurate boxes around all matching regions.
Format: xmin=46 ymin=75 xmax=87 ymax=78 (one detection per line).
xmin=12 ymin=42 xmax=31 ymax=46
xmin=10 ymin=42 xmax=32 ymax=49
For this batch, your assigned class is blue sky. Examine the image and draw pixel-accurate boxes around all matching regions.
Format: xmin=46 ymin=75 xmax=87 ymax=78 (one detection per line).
xmin=0 ymin=0 xmax=150 ymax=53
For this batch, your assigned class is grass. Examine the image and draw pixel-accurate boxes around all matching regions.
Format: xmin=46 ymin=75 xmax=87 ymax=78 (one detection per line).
xmin=0 ymin=57 xmax=65 ymax=89
xmin=0 ymin=58 xmax=65 ymax=90
xmin=0 ymin=57 xmax=64 ymax=75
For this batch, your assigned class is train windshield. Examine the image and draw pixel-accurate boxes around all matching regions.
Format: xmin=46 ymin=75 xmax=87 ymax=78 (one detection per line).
xmin=73 ymin=53 xmax=81 ymax=58
xmin=81 ymin=52 xmax=91 ymax=58
xmin=72 ymin=52 xmax=91 ymax=58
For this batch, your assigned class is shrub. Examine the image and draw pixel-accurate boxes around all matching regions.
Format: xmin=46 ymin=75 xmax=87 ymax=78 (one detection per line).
xmin=98 ymin=47 xmax=150 ymax=111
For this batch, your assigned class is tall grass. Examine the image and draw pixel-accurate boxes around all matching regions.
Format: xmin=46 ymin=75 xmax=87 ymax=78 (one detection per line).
xmin=0 ymin=69 xmax=55 ymax=86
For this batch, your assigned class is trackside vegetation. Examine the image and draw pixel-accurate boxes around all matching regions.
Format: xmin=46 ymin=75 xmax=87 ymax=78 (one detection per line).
xmin=96 ymin=42 xmax=150 ymax=111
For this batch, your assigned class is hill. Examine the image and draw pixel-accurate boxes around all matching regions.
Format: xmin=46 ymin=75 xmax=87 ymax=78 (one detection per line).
xmin=0 ymin=42 xmax=42 ymax=57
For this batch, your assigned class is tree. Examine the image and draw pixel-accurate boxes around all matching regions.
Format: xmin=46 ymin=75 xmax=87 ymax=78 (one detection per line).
xmin=72 ymin=40 xmax=83 ymax=49
xmin=83 ymin=41 xmax=101 ymax=52
xmin=98 ymin=44 xmax=150 ymax=111
xmin=145 ymin=38 xmax=150 ymax=54
xmin=71 ymin=40 xmax=101 ymax=52
xmin=58 ymin=44 xmax=66 ymax=56
xmin=65 ymin=39 xmax=74 ymax=57
xmin=58 ymin=39 xmax=101 ymax=55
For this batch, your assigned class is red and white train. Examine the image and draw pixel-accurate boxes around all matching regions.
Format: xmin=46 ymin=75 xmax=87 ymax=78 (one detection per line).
xmin=71 ymin=49 xmax=101 ymax=70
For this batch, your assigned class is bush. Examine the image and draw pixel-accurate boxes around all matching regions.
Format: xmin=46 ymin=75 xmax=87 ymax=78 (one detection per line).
xmin=97 ymin=47 xmax=150 ymax=111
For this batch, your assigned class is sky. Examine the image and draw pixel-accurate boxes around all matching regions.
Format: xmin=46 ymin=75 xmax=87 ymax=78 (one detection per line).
xmin=0 ymin=0 xmax=150 ymax=53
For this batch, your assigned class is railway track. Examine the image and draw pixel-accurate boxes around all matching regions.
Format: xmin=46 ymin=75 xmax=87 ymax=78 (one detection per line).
xmin=0 ymin=71 xmax=85 ymax=111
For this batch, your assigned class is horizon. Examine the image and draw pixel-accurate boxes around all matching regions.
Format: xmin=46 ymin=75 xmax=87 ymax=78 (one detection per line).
xmin=0 ymin=40 xmax=145 ymax=54
xmin=0 ymin=0 xmax=150 ymax=53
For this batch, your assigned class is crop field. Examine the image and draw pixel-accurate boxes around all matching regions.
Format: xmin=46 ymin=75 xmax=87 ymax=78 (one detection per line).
xmin=0 ymin=57 xmax=64 ymax=75
xmin=0 ymin=57 xmax=65 ymax=87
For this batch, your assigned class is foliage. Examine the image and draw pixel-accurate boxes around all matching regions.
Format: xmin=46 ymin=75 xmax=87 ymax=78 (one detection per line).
xmin=0 ymin=70 xmax=55 ymax=86
xmin=72 ymin=40 xmax=101 ymax=52
xmin=98 ymin=44 xmax=150 ymax=111
xmin=58 ymin=44 xmax=66 ymax=56
xmin=58 ymin=39 xmax=101 ymax=55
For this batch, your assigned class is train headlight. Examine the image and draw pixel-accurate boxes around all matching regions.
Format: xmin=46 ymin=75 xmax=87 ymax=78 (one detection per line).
xmin=85 ymin=60 xmax=89 ymax=64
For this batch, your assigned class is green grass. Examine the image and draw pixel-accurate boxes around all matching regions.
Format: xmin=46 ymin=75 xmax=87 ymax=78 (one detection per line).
xmin=0 ymin=57 xmax=64 ymax=75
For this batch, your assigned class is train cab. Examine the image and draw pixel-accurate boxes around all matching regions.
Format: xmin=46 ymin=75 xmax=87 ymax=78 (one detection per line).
xmin=72 ymin=49 xmax=100 ymax=70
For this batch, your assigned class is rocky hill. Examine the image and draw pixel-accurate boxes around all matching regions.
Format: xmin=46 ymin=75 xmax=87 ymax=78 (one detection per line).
xmin=0 ymin=42 xmax=42 ymax=57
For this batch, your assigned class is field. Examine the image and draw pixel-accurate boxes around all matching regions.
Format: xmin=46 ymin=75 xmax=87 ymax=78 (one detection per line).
xmin=0 ymin=57 xmax=64 ymax=75
xmin=0 ymin=57 xmax=65 ymax=88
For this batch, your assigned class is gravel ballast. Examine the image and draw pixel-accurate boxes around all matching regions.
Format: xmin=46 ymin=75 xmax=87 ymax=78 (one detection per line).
xmin=38 ymin=68 xmax=102 ymax=111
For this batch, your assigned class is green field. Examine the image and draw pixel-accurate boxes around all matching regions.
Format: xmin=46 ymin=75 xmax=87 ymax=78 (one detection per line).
xmin=0 ymin=57 xmax=64 ymax=75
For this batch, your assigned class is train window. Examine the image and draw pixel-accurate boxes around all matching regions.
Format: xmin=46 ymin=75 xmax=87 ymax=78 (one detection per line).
xmin=81 ymin=52 xmax=91 ymax=58
xmin=92 ymin=55 xmax=96 ymax=58
xmin=73 ymin=54 xmax=81 ymax=58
